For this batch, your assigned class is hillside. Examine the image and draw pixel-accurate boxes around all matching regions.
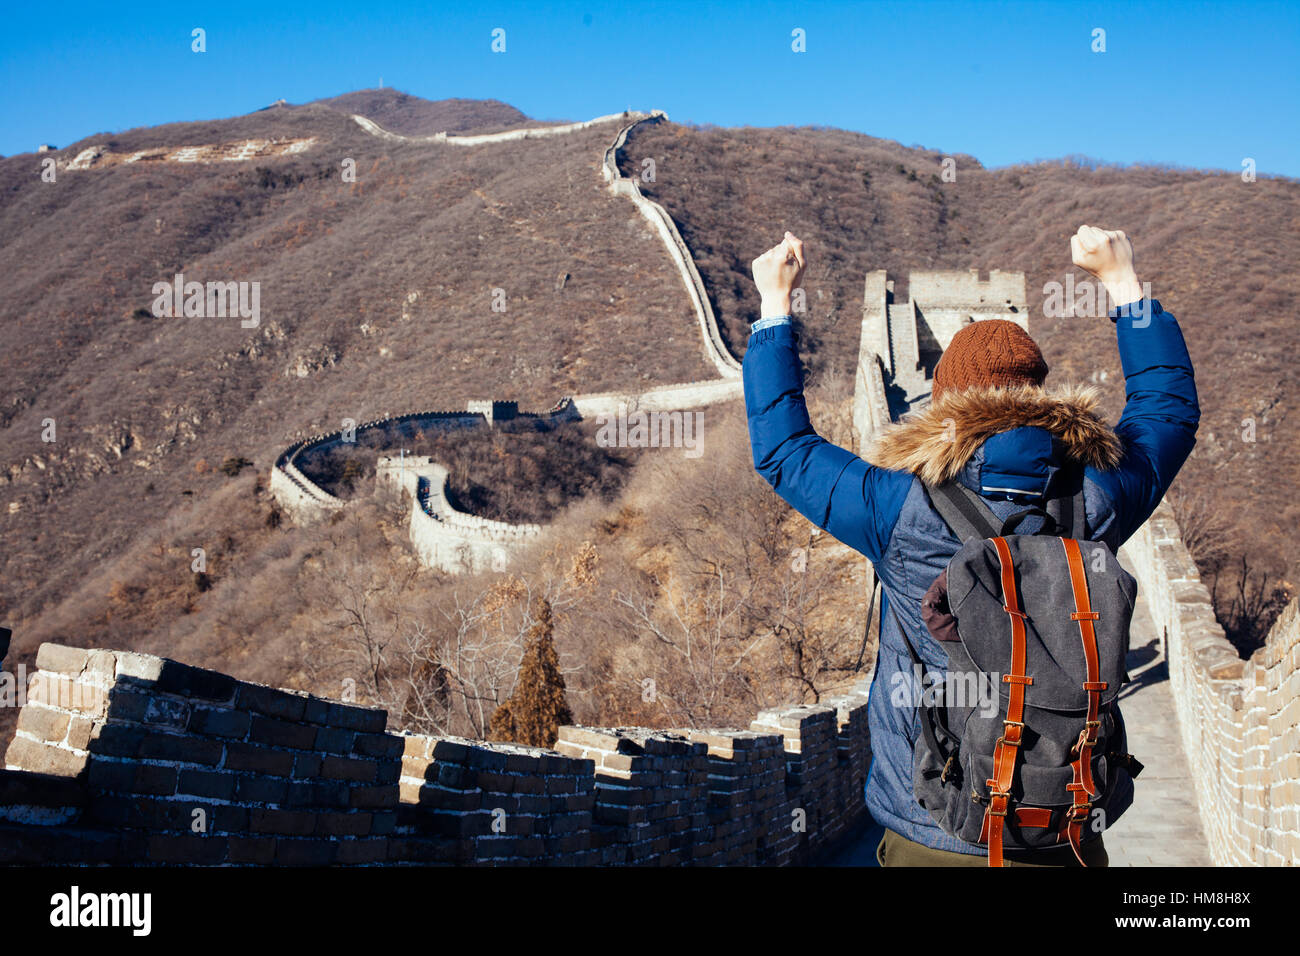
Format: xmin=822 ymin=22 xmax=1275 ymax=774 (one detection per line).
xmin=0 ymin=90 xmax=1294 ymax=745
xmin=0 ymin=92 xmax=714 ymax=635
xmin=311 ymin=89 xmax=552 ymax=136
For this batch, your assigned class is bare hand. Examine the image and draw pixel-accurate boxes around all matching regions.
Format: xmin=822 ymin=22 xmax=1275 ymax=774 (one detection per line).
xmin=1070 ymin=224 xmax=1143 ymax=307
xmin=751 ymin=231 xmax=805 ymax=317
xmin=1070 ymin=224 xmax=1135 ymax=285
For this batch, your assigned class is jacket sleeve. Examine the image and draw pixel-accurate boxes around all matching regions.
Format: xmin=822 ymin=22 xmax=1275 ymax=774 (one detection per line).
xmin=1088 ymin=298 xmax=1200 ymax=545
xmin=743 ymin=322 xmax=911 ymax=565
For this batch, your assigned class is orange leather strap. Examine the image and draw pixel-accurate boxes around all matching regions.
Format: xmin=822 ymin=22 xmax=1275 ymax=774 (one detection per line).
xmin=1014 ymin=807 xmax=1053 ymax=829
xmin=978 ymin=536 xmax=1033 ymax=867
xmin=1061 ymin=538 xmax=1106 ymax=866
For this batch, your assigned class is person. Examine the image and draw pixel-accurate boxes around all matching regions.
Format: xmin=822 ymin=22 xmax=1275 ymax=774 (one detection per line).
xmin=744 ymin=226 xmax=1199 ymax=866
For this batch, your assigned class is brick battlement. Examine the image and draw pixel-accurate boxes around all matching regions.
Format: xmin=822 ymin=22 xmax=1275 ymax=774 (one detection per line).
xmin=0 ymin=644 xmax=871 ymax=865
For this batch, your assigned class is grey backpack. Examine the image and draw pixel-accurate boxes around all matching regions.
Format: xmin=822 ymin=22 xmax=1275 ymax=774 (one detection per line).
xmin=904 ymin=478 xmax=1144 ymax=866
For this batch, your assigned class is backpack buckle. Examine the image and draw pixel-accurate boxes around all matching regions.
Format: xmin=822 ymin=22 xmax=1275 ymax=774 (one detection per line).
xmin=986 ymin=791 xmax=1011 ymax=818
xmin=941 ymin=754 xmax=959 ymax=784
xmin=1071 ymin=721 xmax=1101 ymax=754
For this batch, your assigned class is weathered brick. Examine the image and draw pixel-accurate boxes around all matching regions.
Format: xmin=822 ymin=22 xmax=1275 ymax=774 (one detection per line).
xmin=316 ymin=811 xmax=371 ymax=836
xmin=101 ymin=690 xmax=152 ymax=724
xmin=35 ymin=644 xmax=90 ymax=677
xmin=0 ymin=767 xmax=84 ymax=808
xmin=85 ymin=723 xmax=146 ymax=764
xmin=188 ymin=706 xmax=251 ymax=739
xmin=237 ymin=683 xmax=307 ymax=722
xmin=293 ymin=753 xmax=324 ymax=778
xmin=235 ymin=774 xmax=289 ymax=805
xmin=336 ymin=837 xmax=388 ymax=864
xmin=349 ymin=785 xmax=398 ymax=809
xmin=476 ymin=770 xmax=516 ymax=793
xmin=353 ymin=732 xmax=404 ymax=759
xmin=325 ymin=701 xmax=387 ymax=733
xmin=401 ymin=734 xmax=432 ymax=759
xmin=249 ymin=715 xmax=317 ymax=750
xmin=465 ymin=747 xmax=509 ymax=772
xmin=557 ymin=727 xmax=622 ymax=752
xmin=225 ymin=742 xmax=295 ymax=777
xmin=227 ymin=835 xmax=277 ymax=864
xmin=206 ymin=803 xmax=251 ymax=835
xmin=85 ymin=793 xmax=151 ymax=829
xmin=115 ymin=653 xmax=236 ymax=704
xmin=132 ymin=764 xmax=178 ymax=796
xmin=177 ymin=769 xmax=236 ymax=801
xmin=401 ymin=754 xmax=432 ymax=780
xmin=148 ymin=833 xmax=229 ymax=864
xmin=274 ymin=837 xmax=337 ymax=866
xmin=17 ymin=704 xmax=70 ymax=744
xmin=321 ymin=754 xmax=378 ymax=782
xmin=428 ymin=738 xmax=470 ymax=762
xmin=6 ymin=737 xmax=86 ymax=777
xmin=138 ymin=732 xmax=223 ymax=766
xmin=249 ymin=808 xmax=317 ymax=836
xmin=28 ymin=674 xmax=106 ymax=718
xmin=65 ymin=717 xmax=95 ymax=751
xmin=303 ymin=698 xmax=331 ymax=725
xmin=313 ymin=726 xmax=355 ymax=755
xmin=284 ymin=779 xmax=350 ymax=809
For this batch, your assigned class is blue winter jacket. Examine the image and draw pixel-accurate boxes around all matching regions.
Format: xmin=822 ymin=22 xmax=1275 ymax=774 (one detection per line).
xmin=743 ymin=299 xmax=1199 ymax=854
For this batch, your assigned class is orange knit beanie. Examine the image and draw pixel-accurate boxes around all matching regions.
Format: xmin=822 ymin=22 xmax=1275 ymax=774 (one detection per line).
xmin=931 ymin=319 xmax=1049 ymax=402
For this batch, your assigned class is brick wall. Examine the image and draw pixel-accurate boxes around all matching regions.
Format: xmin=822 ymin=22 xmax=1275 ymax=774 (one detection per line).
xmin=1124 ymin=500 xmax=1300 ymax=865
xmin=908 ymin=269 xmax=1027 ymax=311
xmin=3 ymin=644 xmax=398 ymax=865
xmin=0 ymin=643 xmax=872 ymax=865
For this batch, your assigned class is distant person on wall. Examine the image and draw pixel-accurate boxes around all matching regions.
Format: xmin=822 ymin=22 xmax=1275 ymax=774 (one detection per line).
xmin=744 ymin=227 xmax=1199 ymax=866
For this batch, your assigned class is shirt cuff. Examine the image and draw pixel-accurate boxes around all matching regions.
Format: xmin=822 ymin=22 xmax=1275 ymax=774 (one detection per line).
xmin=1108 ymin=298 xmax=1161 ymax=323
xmin=750 ymin=315 xmax=793 ymax=334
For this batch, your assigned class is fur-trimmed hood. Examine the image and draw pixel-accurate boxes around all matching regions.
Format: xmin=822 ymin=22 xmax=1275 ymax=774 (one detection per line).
xmin=865 ymin=383 xmax=1123 ymax=486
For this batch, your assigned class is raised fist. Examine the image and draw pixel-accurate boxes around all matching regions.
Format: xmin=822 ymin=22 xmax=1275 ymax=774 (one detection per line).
xmin=751 ymin=231 xmax=805 ymax=317
xmin=1070 ymin=225 xmax=1135 ymax=283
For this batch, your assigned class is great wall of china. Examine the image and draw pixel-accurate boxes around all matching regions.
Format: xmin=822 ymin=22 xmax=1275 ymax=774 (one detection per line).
xmin=1124 ymin=509 xmax=1300 ymax=865
xmin=0 ymin=642 xmax=872 ymax=865
xmin=269 ymin=109 xmax=742 ymax=573
xmin=6 ymin=106 xmax=1297 ymax=865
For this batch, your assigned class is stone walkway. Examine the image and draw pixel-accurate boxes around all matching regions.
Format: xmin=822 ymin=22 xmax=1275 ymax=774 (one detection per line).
xmin=1101 ymin=547 xmax=1211 ymax=865
xmin=823 ymin=547 xmax=1211 ymax=866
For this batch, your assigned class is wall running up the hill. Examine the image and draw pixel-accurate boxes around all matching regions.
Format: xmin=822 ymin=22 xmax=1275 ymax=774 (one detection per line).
xmin=0 ymin=644 xmax=871 ymax=865
xmin=601 ymin=113 xmax=741 ymax=379
xmin=269 ymin=107 xmax=745 ymax=571
xmin=1124 ymin=502 xmax=1300 ymax=866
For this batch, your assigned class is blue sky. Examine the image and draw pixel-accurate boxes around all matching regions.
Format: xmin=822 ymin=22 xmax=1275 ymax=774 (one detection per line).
xmin=2 ymin=0 xmax=1297 ymax=175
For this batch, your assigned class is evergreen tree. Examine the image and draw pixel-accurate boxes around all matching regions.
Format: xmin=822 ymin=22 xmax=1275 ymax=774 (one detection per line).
xmin=489 ymin=597 xmax=573 ymax=747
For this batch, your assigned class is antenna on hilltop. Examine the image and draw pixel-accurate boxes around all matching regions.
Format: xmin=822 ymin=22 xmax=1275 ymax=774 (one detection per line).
xmin=379 ymin=76 xmax=384 ymax=89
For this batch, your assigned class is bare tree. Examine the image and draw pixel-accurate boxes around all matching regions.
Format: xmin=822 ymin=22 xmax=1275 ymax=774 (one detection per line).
xmin=1209 ymin=555 xmax=1293 ymax=658
xmin=610 ymin=566 xmax=765 ymax=727
xmin=1168 ymin=485 xmax=1237 ymax=576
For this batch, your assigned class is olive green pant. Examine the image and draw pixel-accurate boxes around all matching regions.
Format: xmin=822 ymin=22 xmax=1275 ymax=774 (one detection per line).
xmin=876 ymin=828 xmax=1109 ymax=867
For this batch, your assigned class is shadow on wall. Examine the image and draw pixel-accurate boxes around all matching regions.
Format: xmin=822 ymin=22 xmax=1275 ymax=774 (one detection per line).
xmin=0 ymin=643 xmax=874 ymax=866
